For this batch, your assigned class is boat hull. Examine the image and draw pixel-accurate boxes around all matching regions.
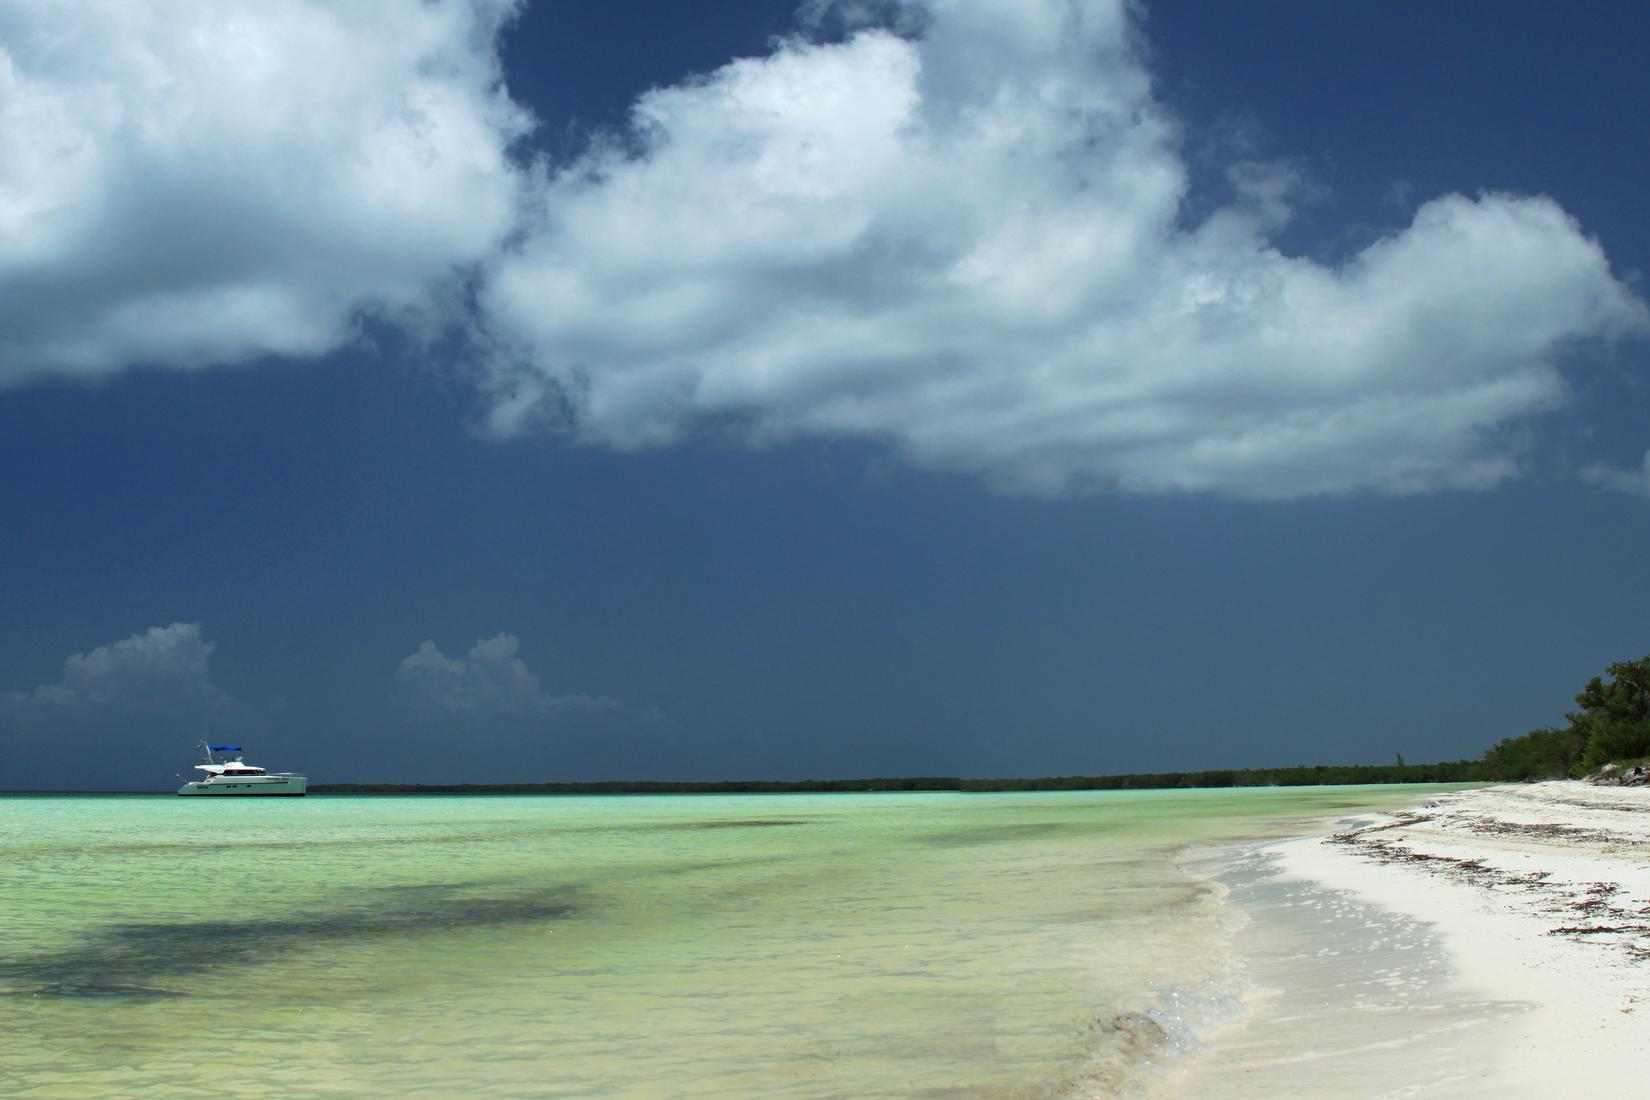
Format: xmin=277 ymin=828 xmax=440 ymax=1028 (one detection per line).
xmin=177 ymin=775 xmax=308 ymax=796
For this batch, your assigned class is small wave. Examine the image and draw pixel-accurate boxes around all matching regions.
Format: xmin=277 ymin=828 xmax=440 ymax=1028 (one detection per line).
xmin=1060 ymin=982 xmax=1249 ymax=1098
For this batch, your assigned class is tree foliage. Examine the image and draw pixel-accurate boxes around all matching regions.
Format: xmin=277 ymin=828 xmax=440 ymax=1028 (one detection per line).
xmin=1574 ymin=657 xmax=1650 ymax=770
xmin=1480 ymin=726 xmax=1588 ymax=781
xmin=1479 ymin=655 xmax=1650 ymax=779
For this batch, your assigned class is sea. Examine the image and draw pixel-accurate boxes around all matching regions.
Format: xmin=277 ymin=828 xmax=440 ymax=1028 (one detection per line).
xmin=0 ymin=786 xmax=1454 ymax=1097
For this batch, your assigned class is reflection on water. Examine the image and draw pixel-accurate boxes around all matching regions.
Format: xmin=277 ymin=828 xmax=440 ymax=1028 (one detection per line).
xmin=0 ymin=788 xmax=1444 ymax=1097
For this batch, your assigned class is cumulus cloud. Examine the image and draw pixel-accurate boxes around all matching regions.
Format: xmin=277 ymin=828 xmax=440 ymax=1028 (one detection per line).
xmin=395 ymin=633 xmax=624 ymax=719
xmin=0 ymin=622 xmax=231 ymax=730
xmin=1581 ymin=450 xmax=1650 ymax=500
xmin=5 ymin=0 xmax=1641 ymax=499
xmin=479 ymin=0 xmax=1647 ymax=498
xmin=0 ymin=0 xmax=526 ymax=385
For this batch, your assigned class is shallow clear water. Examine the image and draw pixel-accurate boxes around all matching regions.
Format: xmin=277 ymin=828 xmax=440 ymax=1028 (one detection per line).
xmin=0 ymin=787 xmax=1454 ymax=1097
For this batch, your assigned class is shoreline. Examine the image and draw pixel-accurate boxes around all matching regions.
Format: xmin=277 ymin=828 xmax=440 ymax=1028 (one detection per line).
xmin=1161 ymin=782 xmax=1650 ymax=1097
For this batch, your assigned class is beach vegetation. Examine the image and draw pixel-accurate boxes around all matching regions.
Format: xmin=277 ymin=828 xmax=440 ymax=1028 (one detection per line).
xmin=308 ymin=656 xmax=1650 ymax=795
xmin=1478 ymin=655 xmax=1650 ymax=779
xmin=312 ymin=760 xmax=1486 ymax=796
xmin=1573 ymin=657 xmax=1650 ymax=771
xmin=1579 ymin=718 xmax=1650 ymax=771
xmin=1480 ymin=726 xmax=1589 ymax=781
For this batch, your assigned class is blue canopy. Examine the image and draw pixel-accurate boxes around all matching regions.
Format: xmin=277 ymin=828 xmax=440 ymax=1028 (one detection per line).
xmin=210 ymin=745 xmax=242 ymax=752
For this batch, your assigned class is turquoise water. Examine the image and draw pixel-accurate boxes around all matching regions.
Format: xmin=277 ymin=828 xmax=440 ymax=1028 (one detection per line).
xmin=0 ymin=788 xmax=1456 ymax=1097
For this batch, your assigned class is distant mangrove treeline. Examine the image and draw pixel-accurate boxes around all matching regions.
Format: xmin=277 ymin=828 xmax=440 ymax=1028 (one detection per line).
xmin=312 ymin=760 xmax=1482 ymax=796
xmin=312 ymin=653 xmax=1650 ymax=796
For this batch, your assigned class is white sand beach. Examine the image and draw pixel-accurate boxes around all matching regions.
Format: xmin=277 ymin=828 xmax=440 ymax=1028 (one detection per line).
xmin=1165 ymin=782 xmax=1650 ymax=1098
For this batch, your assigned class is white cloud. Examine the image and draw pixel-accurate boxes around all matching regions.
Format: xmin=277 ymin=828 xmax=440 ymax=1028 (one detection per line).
xmin=1581 ymin=449 xmax=1650 ymax=500
xmin=5 ymin=0 xmax=1641 ymax=499
xmin=395 ymin=634 xmax=622 ymax=719
xmin=0 ymin=0 xmax=526 ymax=385
xmin=0 ymin=622 xmax=230 ymax=729
xmin=479 ymin=0 xmax=1647 ymax=498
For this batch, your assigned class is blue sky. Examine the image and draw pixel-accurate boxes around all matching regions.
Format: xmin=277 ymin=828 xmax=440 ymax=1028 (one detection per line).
xmin=1 ymin=0 xmax=1645 ymax=789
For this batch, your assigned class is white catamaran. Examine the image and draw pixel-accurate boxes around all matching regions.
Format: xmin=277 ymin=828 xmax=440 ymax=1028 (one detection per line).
xmin=177 ymin=742 xmax=307 ymax=796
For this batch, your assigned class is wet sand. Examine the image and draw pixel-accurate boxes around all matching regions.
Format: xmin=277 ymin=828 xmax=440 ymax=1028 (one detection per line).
xmin=1164 ymin=782 xmax=1650 ymax=1097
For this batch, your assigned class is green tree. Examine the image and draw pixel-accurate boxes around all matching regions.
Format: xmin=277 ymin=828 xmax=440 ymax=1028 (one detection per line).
xmin=1481 ymin=725 xmax=1588 ymax=780
xmin=1476 ymin=655 xmax=1650 ymax=779
xmin=1574 ymin=656 xmax=1650 ymax=770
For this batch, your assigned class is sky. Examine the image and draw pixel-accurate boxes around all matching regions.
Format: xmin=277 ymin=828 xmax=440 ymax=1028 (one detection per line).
xmin=1 ymin=0 xmax=1646 ymax=789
